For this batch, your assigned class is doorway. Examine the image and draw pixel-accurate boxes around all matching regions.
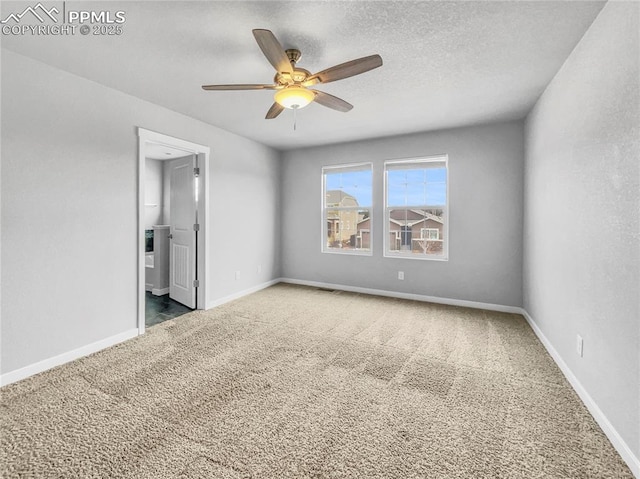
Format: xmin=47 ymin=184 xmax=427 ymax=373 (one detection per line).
xmin=137 ymin=128 xmax=210 ymax=334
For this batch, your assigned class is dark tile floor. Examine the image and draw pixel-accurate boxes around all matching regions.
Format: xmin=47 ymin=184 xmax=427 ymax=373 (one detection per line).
xmin=145 ymin=292 xmax=192 ymax=327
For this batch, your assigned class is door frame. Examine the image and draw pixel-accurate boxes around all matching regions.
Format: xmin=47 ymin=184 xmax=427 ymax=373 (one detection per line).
xmin=137 ymin=128 xmax=210 ymax=335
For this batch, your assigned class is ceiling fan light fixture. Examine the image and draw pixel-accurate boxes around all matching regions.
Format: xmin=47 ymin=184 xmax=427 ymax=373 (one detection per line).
xmin=274 ymin=86 xmax=315 ymax=109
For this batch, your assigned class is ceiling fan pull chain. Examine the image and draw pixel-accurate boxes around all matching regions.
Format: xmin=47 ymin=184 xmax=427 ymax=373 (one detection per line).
xmin=293 ymin=105 xmax=297 ymax=131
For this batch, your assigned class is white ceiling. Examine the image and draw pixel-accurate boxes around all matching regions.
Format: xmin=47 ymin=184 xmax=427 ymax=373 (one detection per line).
xmin=145 ymin=142 xmax=194 ymax=160
xmin=2 ymin=1 xmax=605 ymax=151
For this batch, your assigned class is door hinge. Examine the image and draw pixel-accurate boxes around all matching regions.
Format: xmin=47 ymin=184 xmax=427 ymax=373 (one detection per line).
xmin=193 ymin=223 xmax=200 ymax=231
xmin=193 ymin=280 xmax=199 ymax=288
xmin=193 ymin=167 xmax=200 ymax=177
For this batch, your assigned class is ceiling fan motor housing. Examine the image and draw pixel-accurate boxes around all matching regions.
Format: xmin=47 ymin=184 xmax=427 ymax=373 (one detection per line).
xmin=275 ymin=67 xmax=311 ymax=86
xmin=273 ymin=50 xmax=309 ymax=86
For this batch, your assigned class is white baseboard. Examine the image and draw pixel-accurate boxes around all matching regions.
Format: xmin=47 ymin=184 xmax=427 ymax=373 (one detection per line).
xmin=279 ymin=277 xmax=522 ymax=314
xmin=0 ymin=329 xmax=139 ymax=387
xmin=521 ymin=309 xmax=639 ymax=478
xmin=145 ymin=283 xmax=153 ymax=292
xmin=206 ymin=278 xmax=281 ymax=310
xmin=151 ymin=287 xmax=169 ymax=296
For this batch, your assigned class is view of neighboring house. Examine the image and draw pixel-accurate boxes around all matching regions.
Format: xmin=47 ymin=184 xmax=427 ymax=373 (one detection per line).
xmin=326 ymin=189 xmax=444 ymax=254
xmin=389 ymin=209 xmax=444 ymax=254
xmin=325 ymin=190 xmax=366 ymax=249
xmin=355 ymin=217 xmax=371 ymax=250
xmin=357 ymin=209 xmax=444 ymax=254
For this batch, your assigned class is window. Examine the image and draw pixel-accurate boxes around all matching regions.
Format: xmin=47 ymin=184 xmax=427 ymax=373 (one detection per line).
xmin=384 ymin=156 xmax=448 ymax=260
xmin=322 ymin=163 xmax=372 ymax=254
xmin=421 ymin=228 xmax=439 ymax=240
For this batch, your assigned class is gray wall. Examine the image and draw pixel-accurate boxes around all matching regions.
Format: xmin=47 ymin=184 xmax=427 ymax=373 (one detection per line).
xmin=281 ymin=121 xmax=524 ymax=307
xmin=144 ymin=159 xmax=164 ymax=229
xmin=1 ymin=50 xmax=281 ymax=374
xmin=524 ymin=1 xmax=639 ymax=456
xmin=162 ymin=161 xmax=171 ymax=226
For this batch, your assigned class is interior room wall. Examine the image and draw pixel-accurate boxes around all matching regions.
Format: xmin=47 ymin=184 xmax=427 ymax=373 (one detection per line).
xmin=523 ymin=0 xmax=639 ymax=464
xmin=281 ymin=121 xmax=525 ymax=308
xmin=144 ymin=159 xmax=164 ymax=229
xmin=162 ymin=160 xmax=170 ymax=226
xmin=1 ymin=50 xmax=281 ymax=376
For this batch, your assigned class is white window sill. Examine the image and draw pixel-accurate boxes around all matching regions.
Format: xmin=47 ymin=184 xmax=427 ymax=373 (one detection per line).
xmin=322 ymin=249 xmax=373 ymax=256
xmin=384 ymin=252 xmax=448 ymax=261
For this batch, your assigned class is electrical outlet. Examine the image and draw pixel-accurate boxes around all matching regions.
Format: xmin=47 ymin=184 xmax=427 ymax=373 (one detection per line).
xmin=235 ymin=271 xmax=241 ymax=280
xmin=576 ymin=334 xmax=584 ymax=357
xmin=398 ymin=271 xmax=404 ymax=280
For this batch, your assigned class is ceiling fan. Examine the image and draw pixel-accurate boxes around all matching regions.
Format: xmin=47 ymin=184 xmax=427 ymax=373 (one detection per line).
xmin=202 ymin=29 xmax=383 ymax=119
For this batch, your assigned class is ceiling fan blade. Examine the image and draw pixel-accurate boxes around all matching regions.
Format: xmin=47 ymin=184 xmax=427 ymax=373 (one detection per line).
xmin=311 ymin=90 xmax=353 ymax=112
xmin=252 ymin=29 xmax=293 ymax=74
xmin=305 ymin=54 xmax=383 ymax=85
xmin=202 ymin=84 xmax=276 ymax=91
xmin=265 ymin=102 xmax=285 ymax=119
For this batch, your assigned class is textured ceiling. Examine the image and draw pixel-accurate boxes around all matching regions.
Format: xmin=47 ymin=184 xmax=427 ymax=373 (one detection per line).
xmin=1 ymin=1 xmax=605 ymax=150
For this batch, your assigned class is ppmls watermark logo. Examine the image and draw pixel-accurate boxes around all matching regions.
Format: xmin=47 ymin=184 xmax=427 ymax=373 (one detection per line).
xmin=1 ymin=2 xmax=126 ymax=36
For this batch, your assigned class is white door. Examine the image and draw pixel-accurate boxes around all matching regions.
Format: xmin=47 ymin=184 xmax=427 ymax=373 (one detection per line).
xmin=169 ymin=155 xmax=197 ymax=308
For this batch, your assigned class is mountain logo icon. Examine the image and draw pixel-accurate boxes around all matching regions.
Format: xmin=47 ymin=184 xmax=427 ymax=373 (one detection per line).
xmin=1 ymin=3 xmax=59 ymax=24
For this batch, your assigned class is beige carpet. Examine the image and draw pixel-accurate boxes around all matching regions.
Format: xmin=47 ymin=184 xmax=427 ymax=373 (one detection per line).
xmin=0 ymin=283 xmax=633 ymax=478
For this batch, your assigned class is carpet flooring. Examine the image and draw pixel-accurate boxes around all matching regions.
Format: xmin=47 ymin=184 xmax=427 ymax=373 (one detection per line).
xmin=0 ymin=283 xmax=633 ymax=478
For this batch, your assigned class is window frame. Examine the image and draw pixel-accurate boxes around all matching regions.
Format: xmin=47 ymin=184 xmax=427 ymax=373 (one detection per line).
xmin=321 ymin=162 xmax=373 ymax=256
xmin=383 ymin=155 xmax=449 ymax=261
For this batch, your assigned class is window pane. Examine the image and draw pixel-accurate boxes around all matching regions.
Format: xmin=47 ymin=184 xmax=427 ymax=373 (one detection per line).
xmin=387 ymin=208 xmax=445 ymax=255
xmin=325 ymin=169 xmax=372 ymax=208
xmin=387 ymin=167 xmax=446 ymax=207
xmin=323 ymin=163 xmax=372 ymax=255
xmin=326 ymin=209 xmax=371 ymax=251
xmin=385 ymin=156 xmax=447 ymax=259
